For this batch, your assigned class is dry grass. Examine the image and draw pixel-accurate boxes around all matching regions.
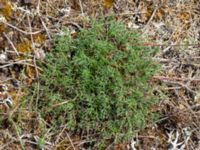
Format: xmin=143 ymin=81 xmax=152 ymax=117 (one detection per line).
xmin=0 ymin=0 xmax=200 ymax=149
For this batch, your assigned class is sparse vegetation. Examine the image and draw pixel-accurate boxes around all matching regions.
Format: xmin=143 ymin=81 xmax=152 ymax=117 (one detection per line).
xmin=37 ymin=18 xmax=159 ymax=147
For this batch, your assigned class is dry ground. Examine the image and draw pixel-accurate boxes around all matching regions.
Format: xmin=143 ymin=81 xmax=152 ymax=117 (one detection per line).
xmin=0 ymin=0 xmax=200 ymax=149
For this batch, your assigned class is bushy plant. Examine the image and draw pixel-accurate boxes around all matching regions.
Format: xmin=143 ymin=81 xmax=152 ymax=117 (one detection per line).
xmin=38 ymin=18 xmax=159 ymax=147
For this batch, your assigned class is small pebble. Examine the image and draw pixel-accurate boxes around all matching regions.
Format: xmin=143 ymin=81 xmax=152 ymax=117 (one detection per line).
xmin=0 ymin=53 xmax=8 ymax=63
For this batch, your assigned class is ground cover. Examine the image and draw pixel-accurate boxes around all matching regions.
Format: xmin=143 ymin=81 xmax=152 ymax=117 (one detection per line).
xmin=0 ymin=0 xmax=200 ymax=149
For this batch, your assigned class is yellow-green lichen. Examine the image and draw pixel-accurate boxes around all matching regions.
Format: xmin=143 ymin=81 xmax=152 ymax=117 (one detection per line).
xmin=0 ymin=0 xmax=13 ymax=20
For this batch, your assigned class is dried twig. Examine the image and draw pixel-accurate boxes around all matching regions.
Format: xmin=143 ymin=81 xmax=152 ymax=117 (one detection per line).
xmin=66 ymin=132 xmax=76 ymax=150
xmin=134 ymin=42 xmax=200 ymax=48
xmin=142 ymin=6 xmax=159 ymax=33
xmin=78 ymin=0 xmax=84 ymax=16
xmin=152 ymin=76 xmax=200 ymax=83
xmin=40 ymin=17 xmax=52 ymax=40
xmin=0 ymin=60 xmax=43 ymax=71
xmin=1 ymin=21 xmax=42 ymax=35
xmin=50 ymin=100 xmax=73 ymax=108
xmin=161 ymin=80 xmax=195 ymax=93
xmin=55 ymin=126 xmax=66 ymax=144
xmin=2 ymin=32 xmax=19 ymax=56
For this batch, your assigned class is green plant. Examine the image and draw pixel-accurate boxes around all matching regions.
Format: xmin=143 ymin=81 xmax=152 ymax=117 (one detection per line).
xmin=37 ymin=137 xmax=45 ymax=149
xmin=38 ymin=18 xmax=159 ymax=147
